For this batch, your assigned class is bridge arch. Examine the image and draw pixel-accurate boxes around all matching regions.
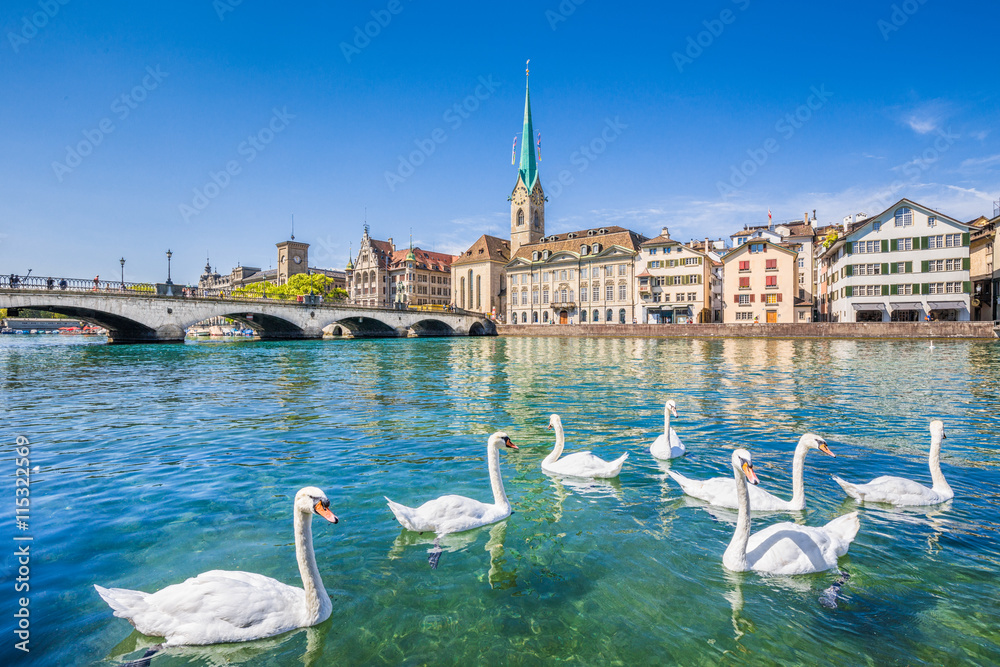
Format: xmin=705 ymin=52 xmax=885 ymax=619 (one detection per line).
xmin=4 ymin=304 xmax=159 ymax=344
xmin=409 ymin=318 xmax=456 ymax=337
xmin=328 ymin=316 xmax=400 ymax=338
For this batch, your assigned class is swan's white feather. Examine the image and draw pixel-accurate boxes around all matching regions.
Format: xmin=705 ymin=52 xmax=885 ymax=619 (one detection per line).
xmin=385 ymin=494 xmax=509 ymax=535
xmin=543 ymin=451 xmax=628 ymax=479
xmin=668 ymin=470 xmax=797 ymax=511
xmin=832 ymin=474 xmax=951 ymax=506
xmin=739 ymin=512 xmax=859 ymax=575
xmin=649 ymin=428 xmax=685 ymax=459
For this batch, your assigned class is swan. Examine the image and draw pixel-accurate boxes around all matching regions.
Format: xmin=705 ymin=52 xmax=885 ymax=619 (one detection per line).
xmin=541 ymin=414 xmax=628 ymax=478
xmin=723 ymin=449 xmax=860 ymax=575
xmin=94 ymin=487 xmax=339 ymax=646
xmin=833 ymin=420 xmax=953 ymax=506
xmin=385 ymin=432 xmax=518 ymax=536
xmin=668 ymin=434 xmax=835 ymax=511
xmin=649 ymin=399 xmax=685 ymax=459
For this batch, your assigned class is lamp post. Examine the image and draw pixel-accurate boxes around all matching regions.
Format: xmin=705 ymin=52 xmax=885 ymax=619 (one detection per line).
xmin=119 ymin=257 xmax=125 ymax=290
xmin=165 ymin=249 xmax=173 ymax=296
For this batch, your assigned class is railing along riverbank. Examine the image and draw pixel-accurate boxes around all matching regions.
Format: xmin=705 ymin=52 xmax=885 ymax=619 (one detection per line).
xmin=498 ymin=321 xmax=1000 ymax=340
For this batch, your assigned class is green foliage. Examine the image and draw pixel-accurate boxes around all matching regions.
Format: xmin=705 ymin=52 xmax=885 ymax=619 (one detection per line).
xmin=821 ymin=230 xmax=839 ymax=249
xmin=231 ymin=274 xmax=346 ymax=301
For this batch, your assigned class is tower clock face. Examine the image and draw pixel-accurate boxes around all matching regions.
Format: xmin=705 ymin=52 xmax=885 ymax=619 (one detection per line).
xmin=293 ymin=255 xmax=301 ymax=264
xmin=513 ymin=190 xmax=526 ymax=205
xmin=531 ymin=191 xmax=544 ymax=206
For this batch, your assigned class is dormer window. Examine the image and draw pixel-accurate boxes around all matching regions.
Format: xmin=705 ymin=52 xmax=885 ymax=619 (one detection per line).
xmin=580 ymin=244 xmax=588 ymax=255
xmin=532 ymin=251 xmax=539 ymax=261
xmin=591 ymin=243 xmax=601 ymax=254
xmin=542 ymin=250 xmax=550 ymax=260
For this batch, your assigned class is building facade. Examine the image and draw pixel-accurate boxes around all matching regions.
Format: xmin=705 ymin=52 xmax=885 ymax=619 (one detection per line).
xmin=635 ymin=228 xmax=717 ymax=323
xmin=969 ymin=215 xmax=997 ymax=321
xmin=451 ymin=234 xmax=510 ymax=316
xmin=722 ymin=240 xmax=801 ymax=323
xmin=818 ymin=199 xmax=973 ymax=322
xmin=346 ymin=229 xmax=453 ymax=307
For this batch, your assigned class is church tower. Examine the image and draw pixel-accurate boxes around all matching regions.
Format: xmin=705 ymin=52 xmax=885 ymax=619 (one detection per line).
xmin=510 ymin=63 xmax=545 ymax=256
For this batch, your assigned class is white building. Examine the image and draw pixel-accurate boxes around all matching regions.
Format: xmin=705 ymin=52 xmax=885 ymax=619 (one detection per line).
xmin=818 ymin=199 xmax=973 ymax=322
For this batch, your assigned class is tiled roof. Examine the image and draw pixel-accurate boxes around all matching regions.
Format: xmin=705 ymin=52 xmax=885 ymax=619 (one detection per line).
xmin=387 ymin=247 xmax=454 ymax=272
xmin=510 ymin=226 xmax=647 ymax=261
xmin=453 ymin=234 xmax=511 ymax=266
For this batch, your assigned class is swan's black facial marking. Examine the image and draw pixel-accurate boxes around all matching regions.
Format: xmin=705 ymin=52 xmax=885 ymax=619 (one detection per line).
xmin=503 ymin=436 xmax=518 ymax=450
xmin=312 ymin=497 xmax=338 ymax=523
xmin=817 ymin=439 xmax=835 ymax=457
xmin=740 ymin=459 xmax=759 ymax=485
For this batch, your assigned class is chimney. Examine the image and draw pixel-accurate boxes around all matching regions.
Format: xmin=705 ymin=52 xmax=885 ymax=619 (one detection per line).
xmin=842 ymin=214 xmax=853 ymax=232
xmin=388 ymin=237 xmax=394 ymax=251
xmin=661 ymin=226 xmax=670 ymax=238
xmin=804 ymin=212 xmax=809 ymax=224
xmin=811 ymin=209 xmax=818 ymax=227
xmin=704 ymin=237 xmax=710 ymax=253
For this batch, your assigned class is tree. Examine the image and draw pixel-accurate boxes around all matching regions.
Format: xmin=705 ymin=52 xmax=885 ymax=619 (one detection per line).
xmin=231 ymin=274 xmax=347 ymax=301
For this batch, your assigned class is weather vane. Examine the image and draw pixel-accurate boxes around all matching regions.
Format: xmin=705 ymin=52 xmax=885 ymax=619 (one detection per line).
xmin=526 ymin=59 xmax=530 ymax=77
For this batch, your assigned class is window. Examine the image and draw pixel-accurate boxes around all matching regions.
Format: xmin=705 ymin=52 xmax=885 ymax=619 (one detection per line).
xmin=894 ymin=207 xmax=913 ymax=227
xmin=649 ymin=261 xmax=660 ymax=269
xmin=946 ymin=282 xmax=962 ymax=293
xmin=569 ymin=290 xmax=575 ymax=302
xmin=568 ymin=270 xmax=574 ymax=279
xmin=517 ymin=209 xmax=525 ymax=226
xmin=543 ymin=311 xmax=549 ymax=322
xmin=619 ymin=309 xmax=626 ymax=324
xmin=739 ymin=277 xmax=750 ymax=289
xmin=606 ymin=285 xmax=614 ymax=300
xmin=581 ymin=310 xmax=587 ymax=322
xmin=855 ymin=263 xmax=882 ymax=276
xmin=532 ymin=290 xmax=539 ymax=304
xmin=593 ymin=285 xmax=600 ymax=301
xmin=581 ymin=288 xmax=588 ymax=302
xmin=945 ymin=258 xmax=963 ymax=271
xmin=560 ymin=270 xmax=567 ymax=280
xmin=765 ymin=275 xmax=777 ymax=287
xmin=619 ymin=265 xmax=627 ymax=276
xmin=592 ymin=309 xmax=599 ymax=322
xmin=676 ymin=293 xmax=684 ymax=302
xmin=542 ymin=290 xmax=549 ymax=304
xmin=560 ymin=289 xmax=567 ymax=302
xmin=619 ymin=284 xmax=627 ymax=300
xmin=897 ymin=284 xmax=913 ymax=295
xmin=684 ymin=257 xmax=699 ymax=266
xmin=605 ymin=266 xmax=614 ymax=277
xmin=927 ymin=216 xmax=936 ymax=227
xmin=945 ymin=234 xmax=961 ymax=248
xmin=650 ymin=248 xmax=658 ymax=255
xmin=928 ymin=282 xmax=945 ymax=295
xmin=606 ymin=309 xmax=613 ymax=322
xmin=928 ymin=235 xmax=944 ymax=249
xmin=738 ymin=294 xmax=750 ymax=305
xmin=521 ymin=292 xmax=528 ymax=305
xmin=854 ymin=240 xmax=880 ymax=253
xmin=798 ymin=257 xmax=805 ymax=268
xmin=739 ymin=261 xmax=750 ymax=271
xmin=927 ymin=259 xmax=944 ymax=272
xmin=898 ymin=238 xmax=913 ymax=251
xmin=521 ymin=312 xmax=527 ymax=323
xmin=896 ymin=262 xmax=906 ymax=273
xmin=735 ymin=311 xmax=753 ymax=320
xmin=663 ymin=293 xmax=671 ymax=302
xmin=765 ymin=294 xmax=779 ymax=304
xmin=688 ymin=292 xmax=697 ymax=301
xmin=873 ymin=222 xmax=882 ymax=232
xmin=854 ymin=284 xmax=881 ymax=297
xmin=765 ymin=259 xmax=777 ymax=270
xmin=749 ymin=243 xmax=765 ymax=253
xmin=592 ymin=267 xmax=599 ymax=278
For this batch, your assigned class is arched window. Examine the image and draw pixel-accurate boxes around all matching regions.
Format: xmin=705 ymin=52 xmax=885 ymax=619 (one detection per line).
xmin=606 ymin=309 xmax=613 ymax=322
xmin=581 ymin=310 xmax=587 ymax=323
xmin=476 ymin=275 xmax=481 ymax=310
xmin=580 ymin=245 xmax=588 ymax=255
xmin=521 ymin=312 xmax=527 ymax=323
xmin=894 ymin=207 xmax=913 ymax=227
xmin=459 ymin=277 xmax=465 ymax=308
xmin=619 ymin=308 xmax=626 ymax=324
xmin=533 ymin=210 xmax=540 ymax=229
xmin=592 ymin=243 xmax=601 ymax=254
xmin=532 ymin=251 xmax=539 ymax=261
xmin=543 ymin=311 xmax=549 ymax=323
xmin=532 ymin=311 xmax=538 ymax=323
xmin=561 ymin=289 xmax=567 ymax=302
xmin=517 ymin=209 xmax=525 ymax=226
xmin=467 ymin=269 xmax=473 ymax=309
xmin=593 ymin=309 xmax=599 ymax=322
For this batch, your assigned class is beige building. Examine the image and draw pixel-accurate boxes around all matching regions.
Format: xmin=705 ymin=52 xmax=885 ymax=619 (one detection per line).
xmin=197 ymin=240 xmax=345 ymax=295
xmin=451 ymin=235 xmax=510 ymax=316
xmin=345 ymin=228 xmax=453 ymax=307
xmin=635 ymin=227 xmax=717 ymax=323
xmin=506 ymin=226 xmax=647 ymax=325
xmin=970 ymin=215 xmax=997 ymax=320
xmin=722 ymin=239 xmax=806 ymax=323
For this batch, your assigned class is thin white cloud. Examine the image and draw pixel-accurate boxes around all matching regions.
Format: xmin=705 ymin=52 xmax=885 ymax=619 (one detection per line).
xmin=960 ymin=154 xmax=1000 ymax=169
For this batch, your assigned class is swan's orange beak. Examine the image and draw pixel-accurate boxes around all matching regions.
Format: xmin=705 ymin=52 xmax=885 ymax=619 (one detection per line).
xmin=504 ymin=436 xmax=518 ymax=450
xmin=818 ymin=441 xmax=835 ymax=457
xmin=314 ymin=501 xmax=338 ymax=523
xmin=741 ymin=460 xmax=759 ymax=485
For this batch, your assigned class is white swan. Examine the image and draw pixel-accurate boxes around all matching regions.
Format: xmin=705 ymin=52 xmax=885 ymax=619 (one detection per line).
xmin=385 ymin=432 xmax=518 ymax=536
xmin=833 ymin=420 xmax=953 ymax=506
xmin=723 ymin=449 xmax=860 ymax=575
xmin=95 ymin=487 xmax=339 ymax=646
xmin=541 ymin=414 xmax=628 ymax=479
xmin=668 ymin=434 xmax=835 ymax=511
xmin=649 ymin=399 xmax=685 ymax=459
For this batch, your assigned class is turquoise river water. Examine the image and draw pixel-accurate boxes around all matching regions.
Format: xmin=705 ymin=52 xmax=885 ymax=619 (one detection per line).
xmin=1 ymin=334 xmax=999 ymax=665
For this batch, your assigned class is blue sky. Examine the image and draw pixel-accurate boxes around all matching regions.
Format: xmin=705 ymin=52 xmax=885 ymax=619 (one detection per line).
xmin=2 ymin=0 xmax=998 ymax=282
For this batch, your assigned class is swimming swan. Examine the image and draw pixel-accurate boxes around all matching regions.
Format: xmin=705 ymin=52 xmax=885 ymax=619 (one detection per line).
xmin=833 ymin=420 xmax=953 ymax=506
xmin=542 ymin=414 xmax=628 ymax=479
xmin=95 ymin=487 xmax=339 ymax=646
xmin=723 ymin=449 xmax=860 ymax=575
xmin=386 ymin=432 xmax=518 ymax=535
xmin=668 ymin=434 xmax=834 ymax=510
xmin=649 ymin=399 xmax=685 ymax=459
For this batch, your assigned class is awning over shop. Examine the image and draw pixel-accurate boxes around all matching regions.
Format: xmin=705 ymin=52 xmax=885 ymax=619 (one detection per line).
xmin=891 ymin=302 xmax=922 ymax=311
xmin=927 ymin=301 xmax=966 ymax=310
xmin=852 ymin=302 xmax=885 ymax=311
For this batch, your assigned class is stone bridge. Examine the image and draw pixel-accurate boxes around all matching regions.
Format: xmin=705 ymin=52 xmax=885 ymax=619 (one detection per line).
xmin=0 ymin=289 xmax=496 ymax=343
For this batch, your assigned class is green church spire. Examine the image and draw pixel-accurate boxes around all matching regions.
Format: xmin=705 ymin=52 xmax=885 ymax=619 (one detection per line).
xmin=518 ymin=60 xmax=538 ymax=190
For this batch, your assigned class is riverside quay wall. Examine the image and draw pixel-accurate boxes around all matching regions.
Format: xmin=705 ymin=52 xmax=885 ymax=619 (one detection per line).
xmin=497 ymin=322 xmax=999 ymax=340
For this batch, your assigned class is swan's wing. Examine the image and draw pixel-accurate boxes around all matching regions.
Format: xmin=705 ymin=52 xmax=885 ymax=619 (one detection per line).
xmin=392 ymin=494 xmax=501 ymax=535
xmin=669 ymin=428 xmax=685 ymax=453
xmin=545 ymin=452 xmax=623 ymax=478
xmin=745 ymin=524 xmax=843 ymax=575
xmin=650 ymin=430 xmax=684 ymax=459
xmin=672 ymin=476 xmax=740 ymax=508
xmin=835 ymin=475 xmax=937 ymax=505
xmin=100 ymin=571 xmax=304 ymax=645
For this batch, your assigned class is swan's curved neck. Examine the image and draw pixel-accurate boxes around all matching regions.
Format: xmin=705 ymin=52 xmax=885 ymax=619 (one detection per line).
xmin=724 ymin=463 xmax=751 ymax=571
xmin=664 ymin=405 xmax=671 ymax=438
xmin=543 ymin=422 xmax=565 ymax=465
xmin=488 ymin=443 xmax=511 ymax=511
xmin=928 ymin=430 xmax=952 ymax=495
xmin=789 ymin=441 xmax=809 ymax=509
xmin=294 ymin=509 xmax=332 ymax=625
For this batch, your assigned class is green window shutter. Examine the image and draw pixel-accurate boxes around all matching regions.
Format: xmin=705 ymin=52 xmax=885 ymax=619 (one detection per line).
xmin=963 ymin=281 xmax=971 ymax=293
xmin=889 ymin=263 xmax=897 ymax=274
xmin=921 ymin=260 xmax=929 ymax=273
xmin=881 ymin=285 xmax=889 ymax=296
xmin=846 ymin=264 xmax=853 ymax=277
xmin=962 ymin=232 xmax=970 ymax=246
xmin=891 ymin=284 xmax=898 ymax=295
xmin=912 ymin=283 xmax=920 ymax=294
xmin=890 ymin=239 xmax=898 ymax=251
xmin=905 ymin=261 xmax=912 ymax=273
xmin=912 ymin=237 xmax=920 ymax=249
xmin=921 ymin=236 xmax=930 ymax=250
xmin=962 ymin=257 xmax=970 ymax=271
xmin=921 ymin=283 xmax=930 ymax=295
xmin=881 ymin=263 xmax=889 ymax=275
xmin=881 ymin=239 xmax=889 ymax=253
xmin=698 ymin=257 xmax=703 ymax=265
xmin=845 ymin=242 xmax=853 ymax=255
xmin=845 ymin=286 xmax=853 ymax=297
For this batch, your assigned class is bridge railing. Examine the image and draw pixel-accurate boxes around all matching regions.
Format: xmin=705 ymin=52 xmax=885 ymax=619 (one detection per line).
xmin=0 ymin=274 xmax=490 ymax=318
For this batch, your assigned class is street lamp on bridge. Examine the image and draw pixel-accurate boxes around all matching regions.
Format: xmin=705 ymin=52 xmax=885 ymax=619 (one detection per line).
xmin=119 ymin=257 xmax=125 ymax=290
xmin=165 ymin=249 xmax=173 ymax=296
